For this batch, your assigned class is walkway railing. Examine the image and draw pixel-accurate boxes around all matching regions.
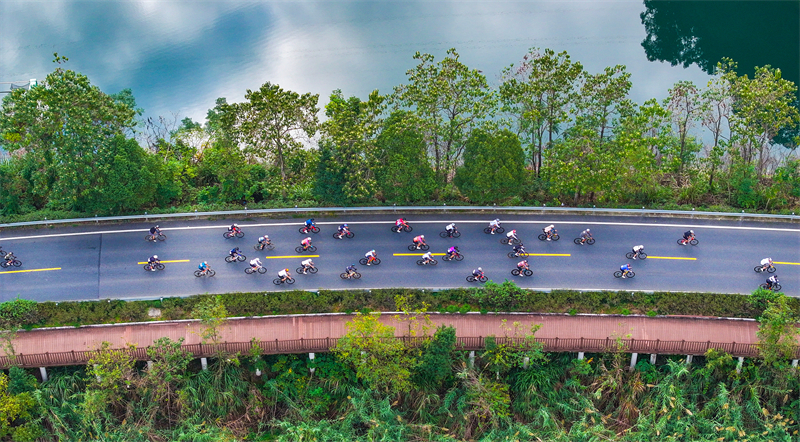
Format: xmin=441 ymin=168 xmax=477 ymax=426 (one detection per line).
xmin=0 ymin=336 xmax=778 ymax=368
xmin=2 ymin=205 xmax=799 ymax=229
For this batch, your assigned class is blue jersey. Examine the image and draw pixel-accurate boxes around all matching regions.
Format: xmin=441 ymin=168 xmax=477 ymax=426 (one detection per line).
xmin=621 ymin=264 xmax=630 ymax=272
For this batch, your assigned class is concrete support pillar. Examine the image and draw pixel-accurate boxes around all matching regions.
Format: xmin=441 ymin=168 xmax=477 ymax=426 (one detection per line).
xmin=200 ymin=357 xmax=208 ymax=371
xmin=39 ymin=367 xmax=48 ymax=382
xmin=685 ymin=355 xmax=693 ymax=365
xmin=523 ymin=356 xmax=530 ymax=370
xmin=650 ymin=354 xmax=657 ymax=365
xmin=469 ymin=351 xmax=475 ymax=367
xmin=577 ymin=352 xmax=585 ymax=360
xmin=147 ymin=361 xmax=153 ymax=371
xmin=309 ymin=353 xmax=316 ymax=374
xmin=737 ymin=357 xmax=744 ymax=373
xmin=630 ymin=353 xmax=638 ymax=370
xmin=793 ymin=360 xmax=798 ymax=367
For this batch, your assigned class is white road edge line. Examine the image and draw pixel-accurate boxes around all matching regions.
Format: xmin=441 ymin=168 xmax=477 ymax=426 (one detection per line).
xmin=2 ymin=220 xmax=800 ymax=241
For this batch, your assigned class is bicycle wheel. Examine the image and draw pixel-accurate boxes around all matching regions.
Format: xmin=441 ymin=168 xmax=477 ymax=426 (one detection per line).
xmin=299 ymin=227 xmax=308 ymax=234
xmin=307 ymin=267 xmax=318 ymax=274
xmin=523 ymin=269 xmax=533 ymax=276
xmin=689 ymin=238 xmax=699 ymax=245
xmin=225 ymin=255 xmax=236 ymax=263
xmin=627 ymin=271 xmax=635 ymax=278
xmin=439 ymin=231 xmax=449 ymax=238
xmin=638 ymin=252 xmax=647 ymax=260
xmin=495 ymin=226 xmax=505 ymax=234
xmin=478 ymin=275 xmax=487 ymax=282
xmin=442 ymin=255 xmax=451 ymax=261
xmin=677 ymin=239 xmax=686 ymax=245
xmin=573 ymin=238 xmax=583 ymax=245
xmin=537 ymin=234 xmax=547 ymax=241
xmin=359 ymin=258 xmax=368 ymax=265
xmin=408 ymin=244 xmax=417 ymax=251
xmin=613 ymin=271 xmax=623 ymax=278
xmin=245 ymin=267 xmax=255 ymax=274
xmin=625 ymin=252 xmax=635 ymax=259
xmin=483 ymin=227 xmax=493 ymax=234
xmin=403 ymin=225 xmax=412 ymax=232
xmin=223 ymin=232 xmax=232 ymax=239
xmin=144 ymin=264 xmax=153 ymax=271
xmin=194 ymin=270 xmax=204 ymax=277
xmin=586 ymin=238 xmax=595 ymax=245
xmin=157 ymin=234 xmax=167 ymax=241
xmin=511 ymin=268 xmax=521 ymax=276
xmin=345 ymin=231 xmax=354 ymax=239
xmin=273 ymin=278 xmax=283 ymax=285
xmin=551 ymin=234 xmax=560 ymax=241
xmin=237 ymin=254 xmax=246 ymax=262
xmin=145 ymin=234 xmax=155 ymax=242
xmin=370 ymin=258 xmax=381 ymax=265
xmin=155 ymin=263 xmax=165 ymax=270
xmin=507 ymin=252 xmax=517 ymax=259
xmin=207 ymin=269 xmax=215 ymax=277
xmin=258 ymin=267 xmax=267 ymax=274
xmin=286 ymin=277 xmax=295 ymax=284
xmin=254 ymin=244 xmax=264 ymax=251
xmin=306 ymin=245 xmax=317 ymax=252
xmin=340 ymin=272 xmax=349 ymax=279
xmin=754 ymin=266 xmax=764 ymax=273
xmin=775 ymin=283 xmax=782 ymax=291
xmin=295 ymin=246 xmax=304 ymax=253
xmin=391 ymin=226 xmax=400 ymax=233
xmin=296 ymin=267 xmax=306 ymax=274
xmin=760 ymin=283 xmax=770 ymax=290
xmin=455 ymin=254 xmax=464 ymax=261
xmin=501 ymin=238 xmax=510 ymax=245
xmin=416 ymin=260 xmax=425 ymax=266
xmin=768 ymin=266 xmax=776 ymax=273
xmin=466 ymin=275 xmax=476 ymax=282
xmin=451 ymin=230 xmax=461 ymax=238
xmin=235 ymin=231 xmax=244 ymax=238
xmin=419 ymin=244 xmax=429 ymax=251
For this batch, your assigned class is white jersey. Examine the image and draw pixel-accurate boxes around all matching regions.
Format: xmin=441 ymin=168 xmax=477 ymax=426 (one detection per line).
xmin=489 ymin=219 xmax=500 ymax=227
xmin=423 ymin=252 xmax=433 ymax=260
xmin=761 ymin=258 xmax=772 ymax=266
xmin=446 ymin=223 xmax=455 ymax=230
xmin=633 ymin=245 xmax=644 ymax=252
xmin=278 ymin=269 xmax=289 ymax=277
xmin=507 ymin=231 xmax=516 ymax=238
xmin=544 ymin=225 xmax=554 ymax=233
xmin=366 ymin=250 xmax=376 ymax=257
xmin=301 ymin=259 xmax=313 ymax=267
xmin=250 ymin=259 xmax=261 ymax=267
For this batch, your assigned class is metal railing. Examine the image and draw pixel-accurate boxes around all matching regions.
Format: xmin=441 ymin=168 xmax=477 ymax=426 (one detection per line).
xmin=0 ymin=336 xmax=776 ymax=368
xmin=2 ymin=205 xmax=799 ymax=229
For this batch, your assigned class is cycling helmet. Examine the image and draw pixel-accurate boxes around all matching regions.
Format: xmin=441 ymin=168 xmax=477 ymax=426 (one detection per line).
xmin=343 ymin=223 xmax=348 ymax=227
xmin=351 ymin=264 xmax=356 ymax=267
xmin=511 ymin=229 xmax=516 ymax=234
xmin=689 ymin=230 xmax=694 ymax=234
xmin=156 ymin=225 xmax=159 ymax=228
xmin=478 ymin=267 xmax=483 ymax=271
xmin=202 ymin=261 xmax=207 ymax=266
xmin=153 ymin=255 xmax=158 ymax=259
xmin=420 ymin=235 xmax=425 ymax=239
xmin=233 ymin=223 xmax=238 ymax=227
xmin=586 ymin=229 xmax=590 ymax=232
xmin=284 ymin=268 xmax=289 ymax=272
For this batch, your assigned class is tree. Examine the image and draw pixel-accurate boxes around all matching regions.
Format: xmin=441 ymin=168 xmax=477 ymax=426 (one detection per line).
xmin=665 ymin=80 xmax=702 ymax=178
xmin=756 ymin=294 xmax=799 ymax=366
xmin=574 ymin=65 xmax=632 ymax=142
xmin=0 ymin=62 xmax=136 ymax=211
xmin=192 ymin=295 xmax=228 ymax=344
xmin=221 ymin=82 xmax=319 ymax=181
xmin=374 ymin=111 xmax=437 ymax=203
xmin=393 ymin=48 xmax=496 ymax=183
xmin=500 ymin=48 xmax=583 ymax=176
xmin=454 ymin=129 xmax=525 ymax=203
xmin=0 ymin=372 xmax=41 ymax=441
xmin=411 ymin=326 xmax=456 ymax=391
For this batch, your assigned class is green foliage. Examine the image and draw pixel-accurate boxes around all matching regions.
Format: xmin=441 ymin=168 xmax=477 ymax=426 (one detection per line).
xmin=191 ymin=295 xmax=228 ymax=344
xmin=411 ymin=326 xmax=457 ymax=391
xmin=455 ymin=128 xmax=526 ymax=203
xmin=0 ymin=298 xmax=38 ymax=330
xmin=373 ymin=111 xmax=437 ymax=203
xmin=756 ymin=293 xmax=799 ymax=365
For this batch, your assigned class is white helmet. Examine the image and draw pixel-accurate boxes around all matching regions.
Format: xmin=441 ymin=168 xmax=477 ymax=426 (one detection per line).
xmin=689 ymin=230 xmax=694 ymax=234
xmin=586 ymin=229 xmax=590 ymax=232
xmin=420 ymin=235 xmax=425 ymax=239
xmin=234 ymin=223 xmax=238 ymax=227
xmin=153 ymin=255 xmax=158 ymax=259
xmin=478 ymin=267 xmax=482 ymax=271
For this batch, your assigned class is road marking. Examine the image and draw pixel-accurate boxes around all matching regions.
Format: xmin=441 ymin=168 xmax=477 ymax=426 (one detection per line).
xmin=264 ymin=255 xmax=319 ymax=259
xmin=646 ymin=256 xmax=697 ymax=261
xmin=393 ymin=253 xmax=447 ymax=256
xmin=774 ymin=261 xmax=800 ymax=265
xmin=0 ymin=267 xmax=61 ymax=274
xmin=528 ymin=253 xmax=571 ymax=257
xmin=136 ymin=259 xmax=190 ymax=264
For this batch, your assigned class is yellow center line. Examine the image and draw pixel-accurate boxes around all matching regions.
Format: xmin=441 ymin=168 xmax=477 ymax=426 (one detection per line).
xmin=647 ymin=256 xmax=697 ymax=261
xmin=0 ymin=267 xmax=61 ymax=274
xmin=774 ymin=261 xmax=800 ymax=266
xmin=136 ymin=259 xmax=190 ymax=264
xmin=393 ymin=253 xmax=447 ymax=256
xmin=264 ymin=255 xmax=320 ymax=259
xmin=528 ymin=253 xmax=571 ymax=257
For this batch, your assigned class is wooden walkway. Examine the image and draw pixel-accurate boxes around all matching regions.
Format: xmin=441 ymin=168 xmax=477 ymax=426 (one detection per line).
xmin=2 ymin=313 xmax=784 ymax=368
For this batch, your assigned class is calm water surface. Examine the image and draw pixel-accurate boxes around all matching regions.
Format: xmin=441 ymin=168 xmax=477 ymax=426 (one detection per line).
xmin=1 ymin=1 xmax=797 ymax=123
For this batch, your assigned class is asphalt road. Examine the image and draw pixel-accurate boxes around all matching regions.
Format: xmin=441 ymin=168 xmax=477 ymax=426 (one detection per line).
xmin=1 ymin=213 xmax=798 ymax=302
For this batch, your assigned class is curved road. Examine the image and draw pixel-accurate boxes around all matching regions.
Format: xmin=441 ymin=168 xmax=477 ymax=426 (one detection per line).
xmin=0 ymin=213 xmax=798 ymax=302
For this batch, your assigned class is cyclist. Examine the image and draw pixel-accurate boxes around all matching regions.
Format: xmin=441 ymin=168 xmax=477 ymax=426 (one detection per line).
xmin=345 ymin=264 xmax=358 ymax=277
xmin=148 ymin=255 xmax=160 ymax=271
xmin=516 ymin=260 xmax=530 ymax=275
xmin=336 ymin=223 xmax=350 ymax=239
xmin=300 ymin=237 xmax=313 ymax=251
xmin=149 ymin=225 xmax=161 ymax=241
xmin=632 ymin=245 xmax=644 ymax=260
xmin=512 ymin=244 xmax=526 ymax=257
xmin=228 ymin=223 xmax=240 ymax=234
xmin=543 ymin=224 xmax=555 ymax=240
xmin=3 ymin=251 xmax=15 ymax=264
xmin=760 ymin=258 xmax=774 ymax=272
xmin=680 ymin=230 xmax=695 ymax=245
xmin=488 ymin=218 xmax=501 ymax=234
xmin=303 ymin=218 xmax=316 ymax=232
xmin=620 ymin=263 xmax=632 ymax=278
xmin=250 ymin=258 xmax=263 ymax=271
xmin=365 ymin=249 xmax=378 ymax=265
xmin=229 ymin=247 xmax=242 ymax=259
xmin=421 ymin=251 xmax=435 ymax=264
xmin=198 ymin=261 xmax=209 ymax=275
xmin=472 ymin=267 xmax=485 ymax=278
xmin=412 ymin=235 xmax=426 ymax=249
xmin=506 ymin=229 xmax=519 ymax=245
xmin=766 ymin=275 xmax=780 ymax=290
xmin=300 ymin=258 xmax=315 ymax=273
xmin=445 ymin=223 xmax=457 ymax=236
xmin=257 ymin=235 xmax=271 ymax=249
xmin=446 ymin=245 xmax=460 ymax=259
xmin=578 ymin=229 xmax=592 ymax=244
xmin=395 ymin=217 xmax=409 ymax=232
xmin=278 ymin=268 xmax=292 ymax=283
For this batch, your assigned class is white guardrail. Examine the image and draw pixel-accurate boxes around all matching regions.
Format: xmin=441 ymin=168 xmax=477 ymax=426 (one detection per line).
xmin=1 ymin=205 xmax=799 ymax=229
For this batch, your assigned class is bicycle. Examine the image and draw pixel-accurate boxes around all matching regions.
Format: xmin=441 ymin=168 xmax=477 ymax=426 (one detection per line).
xmin=295 ymin=245 xmax=317 ymax=253
xmin=245 ymin=266 xmax=267 ymax=274
xmin=500 ymin=237 xmax=522 ymax=245
xmin=194 ymin=268 xmax=216 ymax=277
xmin=507 ymin=251 xmax=529 ymax=258
xmin=225 ymin=253 xmax=247 ymax=263
xmin=391 ymin=224 xmax=413 ymax=233
xmin=0 ymin=259 xmax=22 ymax=268
xmin=416 ymin=259 xmax=438 ymax=266
xmin=223 ymin=230 xmax=245 ymax=239
xmin=143 ymin=263 xmax=165 ymax=271
xmin=483 ymin=226 xmax=505 ymax=234
xmin=538 ymin=231 xmax=560 ymax=241
xmin=408 ymin=243 xmax=430 ymax=251
xmin=466 ymin=273 xmax=488 ymax=283
xmin=296 ymin=266 xmax=319 ymax=274
xmin=300 ymin=225 xmax=320 ymax=234
xmin=359 ymin=257 xmax=381 ymax=266
xmin=625 ymin=251 xmax=647 ymax=260
xmin=613 ymin=270 xmax=635 ymax=278
xmin=511 ymin=267 xmax=533 ymax=277
xmin=340 ymin=271 xmax=362 ymax=279
xmin=273 ymin=276 xmax=296 ymax=285
xmin=333 ymin=230 xmax=354 ymax=239
xmin=678 ymin=236 xmax=699 ymax=246
xmin=145 ymin=233 xmax=167 ymax=242
xmin=254 ymin=242 xmax=275 ymax=251
xmin=440 ymin=229 xmax=461 ymax=238
xmin=754 ymin=264 xmax=777 ymax=274
xmin=442 ymin=252 xmax=464 ymax=262
xmin=760 ymin=282 xmax=782 ymax=291
xmin=574 ymin=237 xmax=595 ymax=245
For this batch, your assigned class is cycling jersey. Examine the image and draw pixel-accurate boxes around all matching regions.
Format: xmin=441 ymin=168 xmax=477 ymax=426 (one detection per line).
xmin=621 ymin=264 xmax=631 ymax=272
xmin=230 ymin=248 xmax=239 ymax=255
xmin=544 ymin=225 xmax=554 ymax=233
xmin=517 ymin=261 xmax=527 ymax=268
xmin=301 ymin=238 xmax=311 ymax=246
xmin=761 ymin=258 xmax=772 ymax=266
xmin=198 ymin=262 xmax=207 ymax=270
xmin=448 ymin=247 xmax=457 ymax=254
xmin=396 ymin=219 xmax=405 ymax=226
xmin=250 ymin=259 xmax=262 ymax=267
xmin=422 ymin=252 xmax=433 ymax=260
xmin=366 ymin=250 xmax=376 ymax=258
xmin=581 ymin=230 xmax=590 ymax=238
xmin=305 ymin=219 xmax=314 ymax=226
xmin=301 ymin=259 xmax=313 ymax=267
xmin=414 ymin=236 xmax=424 ymax=243
xmin=633 ymin=245 xmax=644 ymax=252
xmin=278 ymin=269 xmax=289 ymax=278
xmin=489 ymin=219 xmax=500 ymax=227
xmin=446 ymin=223 xmax=456 ymax=231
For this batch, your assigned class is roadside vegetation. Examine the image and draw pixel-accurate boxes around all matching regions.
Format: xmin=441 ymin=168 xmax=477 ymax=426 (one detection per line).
xmin=0 ymin=291 xmax=797 ymax=441
xmin=1 ymin=50 xmax=799 ymax=223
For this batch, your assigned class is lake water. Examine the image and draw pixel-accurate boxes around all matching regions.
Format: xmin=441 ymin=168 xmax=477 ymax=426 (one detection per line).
xmin=1 ymin=1 xmax=798 ymax=124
